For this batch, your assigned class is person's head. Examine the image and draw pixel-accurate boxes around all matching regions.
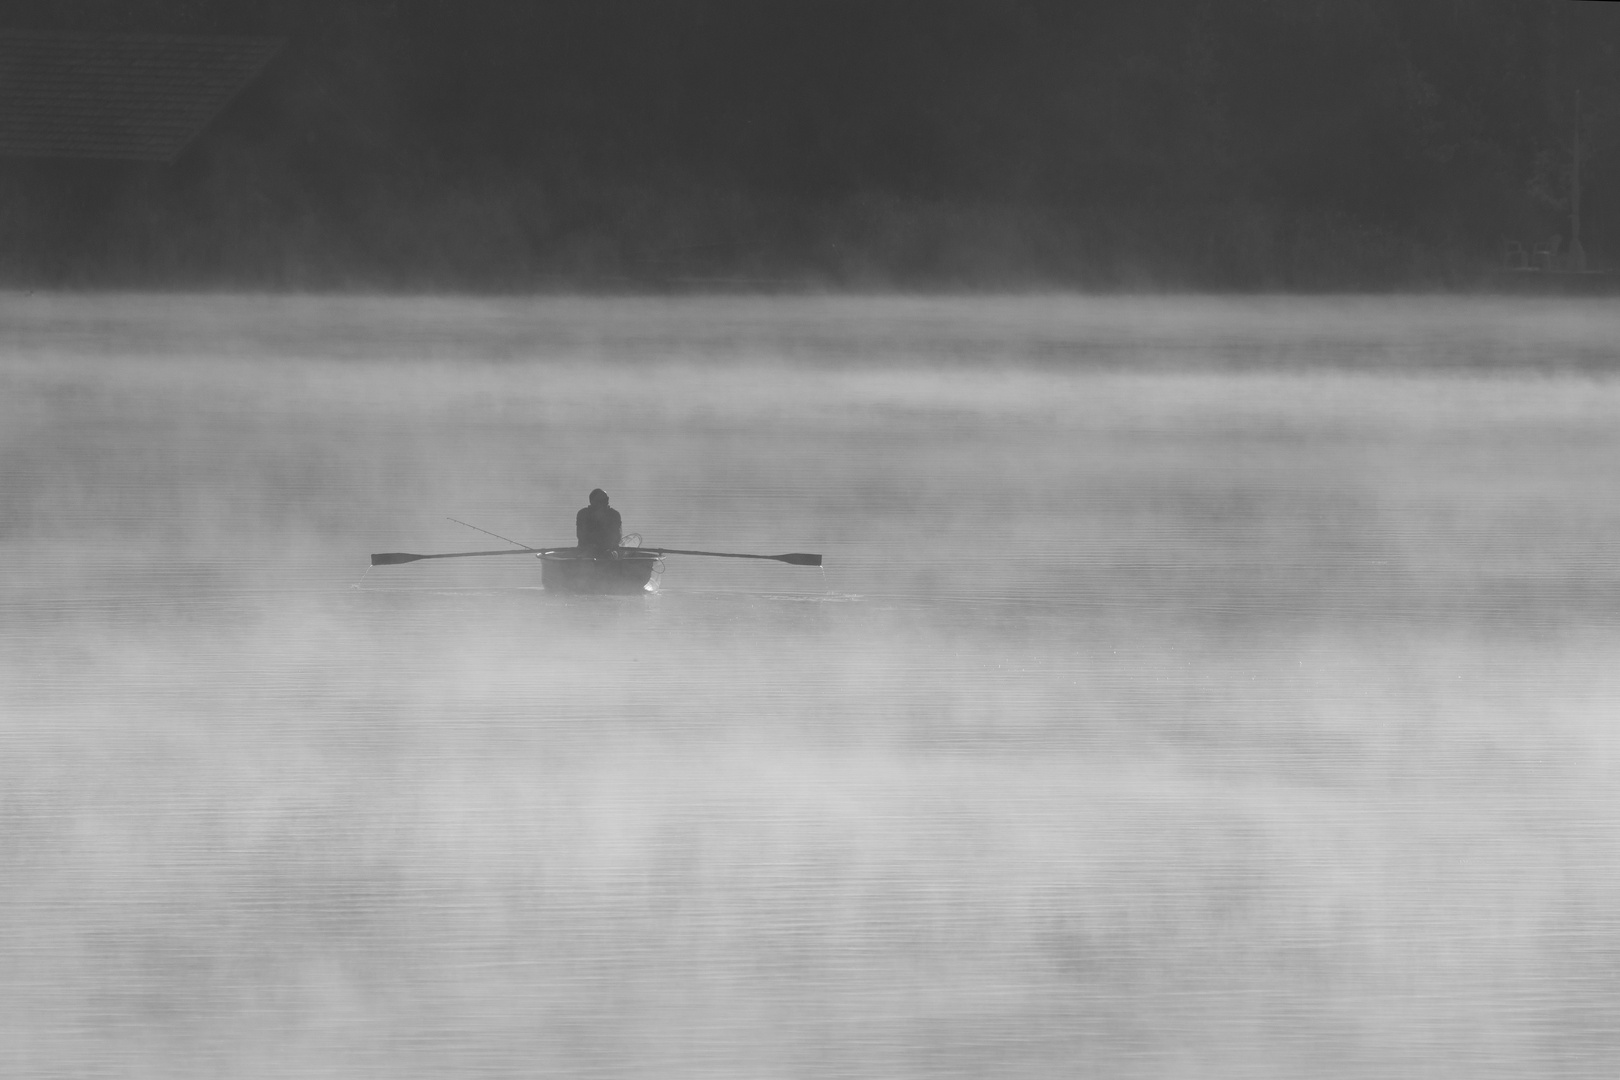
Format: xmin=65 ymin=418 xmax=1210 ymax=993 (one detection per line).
xmin=589 ymin=488 xmax=609 ymax=506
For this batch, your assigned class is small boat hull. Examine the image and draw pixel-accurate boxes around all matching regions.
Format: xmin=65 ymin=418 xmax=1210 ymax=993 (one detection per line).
xmin=538 ymin=549 xmax=659 ymax=594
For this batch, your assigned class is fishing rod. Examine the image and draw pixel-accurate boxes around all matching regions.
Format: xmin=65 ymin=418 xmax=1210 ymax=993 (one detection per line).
xmin=448 ymin=517 xmax=536 ymax=549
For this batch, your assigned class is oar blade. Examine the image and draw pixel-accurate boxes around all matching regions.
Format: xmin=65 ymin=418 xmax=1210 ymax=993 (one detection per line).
xmin=777 ymin=553 xmax=822 ymax=566
xmin=371 ymin=552 xmax=425 ymax=565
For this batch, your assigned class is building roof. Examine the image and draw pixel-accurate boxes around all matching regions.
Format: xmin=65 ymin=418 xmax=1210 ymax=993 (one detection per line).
xmin=0 ymin=30 xmax=283 ymax=163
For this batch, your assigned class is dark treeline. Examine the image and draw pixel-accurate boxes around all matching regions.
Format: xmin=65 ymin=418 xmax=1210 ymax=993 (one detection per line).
xmin=1 ymin=0 xmax=1616 ymax=290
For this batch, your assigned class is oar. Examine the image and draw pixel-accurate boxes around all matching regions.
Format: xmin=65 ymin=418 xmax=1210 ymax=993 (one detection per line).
xmin=371 ymin=548 xmax=549 ymax=566
xmin=645 ymin=548 xmax=822 ymax=566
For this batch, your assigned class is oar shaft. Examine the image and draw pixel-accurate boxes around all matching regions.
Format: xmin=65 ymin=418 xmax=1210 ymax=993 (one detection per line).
xmin=372 ymin=546 xmax=821 ymax=567
xmin=647 ymin=548 xmax=771 ymax=560
xmin=645 ymin=548 xmax=822 ymax=566
xmin=371 ymin=548 xmax=545 ymax=565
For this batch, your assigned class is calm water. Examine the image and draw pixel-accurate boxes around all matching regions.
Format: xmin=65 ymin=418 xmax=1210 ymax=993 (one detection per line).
xmin=4 ymin=294 xmax=1620 ymax=1078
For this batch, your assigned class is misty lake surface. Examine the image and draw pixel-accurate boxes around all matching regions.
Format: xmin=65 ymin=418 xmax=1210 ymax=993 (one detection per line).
xmin=4 ymin=293 xmax=1620 ymax=1078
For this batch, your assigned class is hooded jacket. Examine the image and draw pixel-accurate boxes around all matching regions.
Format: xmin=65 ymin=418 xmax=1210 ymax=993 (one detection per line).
xmin=576 ymin=489 xmax=622 ymax=552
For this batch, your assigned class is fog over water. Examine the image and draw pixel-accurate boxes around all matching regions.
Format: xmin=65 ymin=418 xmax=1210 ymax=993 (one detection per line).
xmin=4 ymin=293 xmax=1620 ymax=1078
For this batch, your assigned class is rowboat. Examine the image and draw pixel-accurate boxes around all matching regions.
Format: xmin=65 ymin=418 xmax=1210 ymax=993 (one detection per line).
xmin=370 ymin=535 xmax=819 ymax=593
xmin=536 ymin=548 xmax=661 ymax=594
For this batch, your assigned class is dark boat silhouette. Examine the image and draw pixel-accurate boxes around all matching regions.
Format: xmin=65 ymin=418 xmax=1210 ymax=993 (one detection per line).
xmin=537 ymin=548 xmax=661 ymax=594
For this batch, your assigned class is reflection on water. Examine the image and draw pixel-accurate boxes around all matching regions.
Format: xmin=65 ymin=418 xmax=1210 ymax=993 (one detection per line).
xmin=4 ymin=294 xmax=1620 ymax=1078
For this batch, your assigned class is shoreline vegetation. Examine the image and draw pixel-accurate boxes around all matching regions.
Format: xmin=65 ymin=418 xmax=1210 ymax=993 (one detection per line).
xmin=0 ymin=1 xmax=1615 ymax=292
xmin=4 ymin=181 xmax=1613 ymax=295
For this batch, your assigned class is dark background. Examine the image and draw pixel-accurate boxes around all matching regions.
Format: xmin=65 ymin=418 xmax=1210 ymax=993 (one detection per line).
xmin=1 ymin=0 xmax=1616 ymax=290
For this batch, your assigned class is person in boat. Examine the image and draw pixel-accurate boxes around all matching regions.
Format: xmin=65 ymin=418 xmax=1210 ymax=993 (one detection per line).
xmin=576 ymin=488 xmax=623 ymax=556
